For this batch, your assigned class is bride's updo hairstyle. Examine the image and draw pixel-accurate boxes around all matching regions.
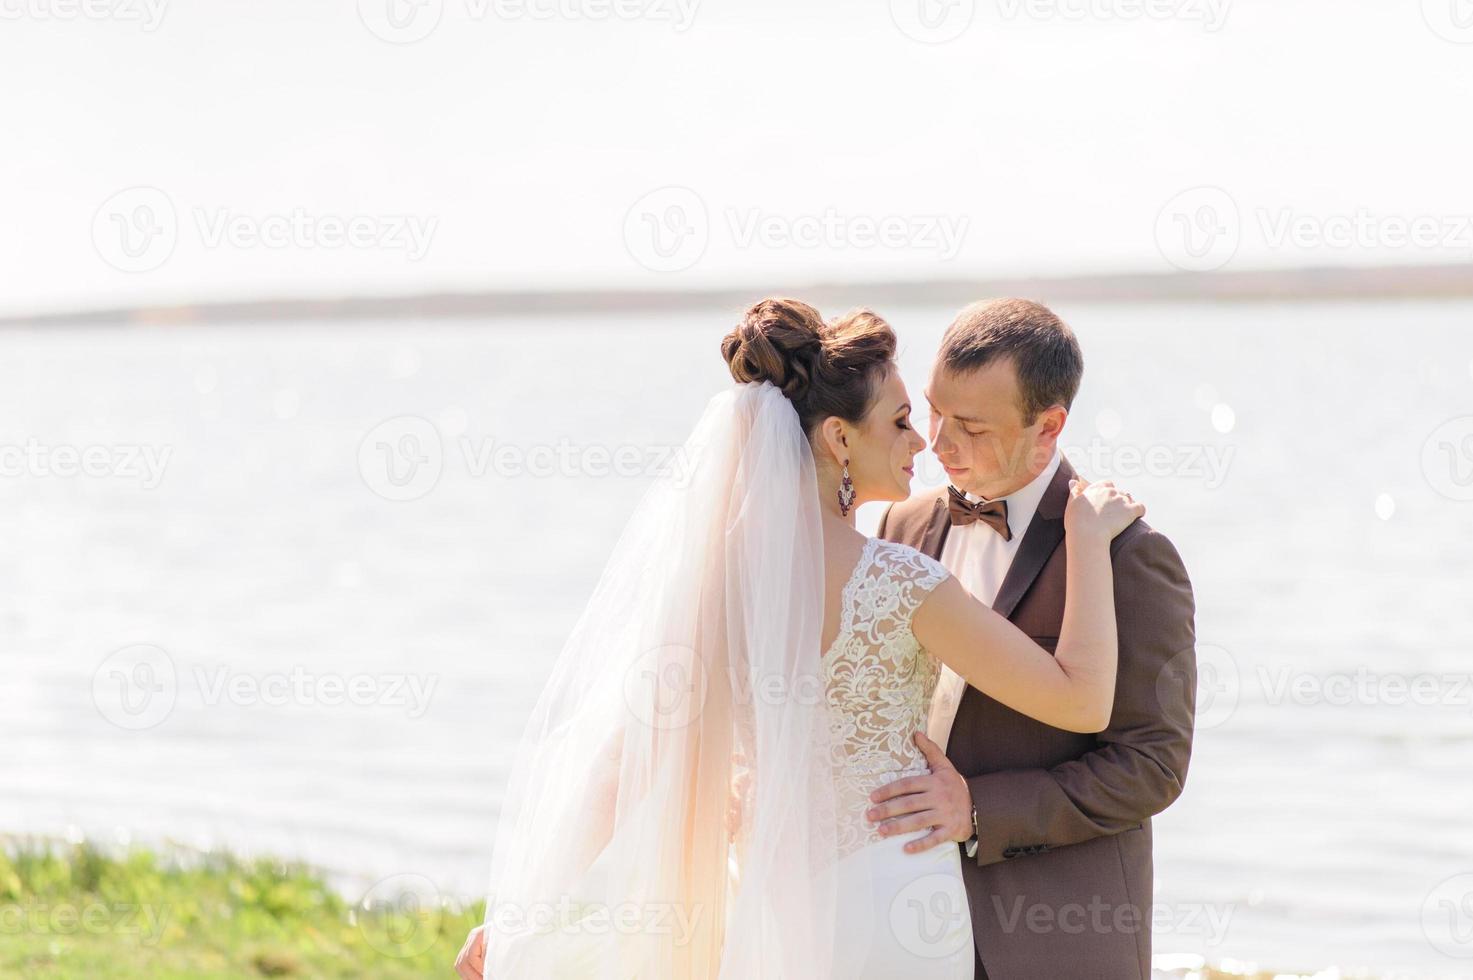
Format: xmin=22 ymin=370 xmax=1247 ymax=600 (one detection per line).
xmin=720 ymin=298 xmax=898 ymax=440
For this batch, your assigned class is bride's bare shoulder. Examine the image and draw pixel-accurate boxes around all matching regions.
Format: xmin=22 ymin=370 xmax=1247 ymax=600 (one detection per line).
xmin=823 ymin=524 xmax=869 ymax=572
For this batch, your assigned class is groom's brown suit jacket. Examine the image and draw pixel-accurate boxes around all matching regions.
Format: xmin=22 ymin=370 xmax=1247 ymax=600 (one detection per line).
xmin=879 ymin=459 xmax=1196 ymax=980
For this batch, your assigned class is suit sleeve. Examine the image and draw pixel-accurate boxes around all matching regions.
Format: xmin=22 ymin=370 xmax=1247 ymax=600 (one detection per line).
xmin=965 ymin=527 xmax=1197 ymax=866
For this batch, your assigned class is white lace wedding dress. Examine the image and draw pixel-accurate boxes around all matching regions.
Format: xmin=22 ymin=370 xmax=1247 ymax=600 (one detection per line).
xmin=821 ymin=537 xmax=976 ymax=979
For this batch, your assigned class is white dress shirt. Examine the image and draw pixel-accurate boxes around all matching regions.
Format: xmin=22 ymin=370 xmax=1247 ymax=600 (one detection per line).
xmin=926 ymin=451 xmax=1063 ymax=750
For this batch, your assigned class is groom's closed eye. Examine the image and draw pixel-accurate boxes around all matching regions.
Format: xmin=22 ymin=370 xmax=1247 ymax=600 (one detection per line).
xmin=930 ymin=408 xmax=986 ymax=438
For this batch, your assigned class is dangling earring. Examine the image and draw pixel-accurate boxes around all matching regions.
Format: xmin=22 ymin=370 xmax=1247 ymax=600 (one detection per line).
xmin=838 ymin=460 xmax=856 ymax=517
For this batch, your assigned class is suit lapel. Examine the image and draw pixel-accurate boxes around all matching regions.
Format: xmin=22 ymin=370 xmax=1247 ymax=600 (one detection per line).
xmin=990 ymin=458 xmax=1076 ymax=622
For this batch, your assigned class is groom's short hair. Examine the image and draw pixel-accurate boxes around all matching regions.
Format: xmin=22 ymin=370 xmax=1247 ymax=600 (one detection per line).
xmin=939 ymin=298 xmax=1083 ymax=424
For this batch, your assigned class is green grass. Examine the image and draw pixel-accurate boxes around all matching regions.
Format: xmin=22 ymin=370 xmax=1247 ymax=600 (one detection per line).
xmin=0 ymin=841 xmax=482 ymax=979
xmin=3 ymin=841 xmax=1357 ymax=980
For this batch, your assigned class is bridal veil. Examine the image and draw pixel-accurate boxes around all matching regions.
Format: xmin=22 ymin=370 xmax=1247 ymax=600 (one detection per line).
xmin=483 ymin=381 xmax=839 ymax=979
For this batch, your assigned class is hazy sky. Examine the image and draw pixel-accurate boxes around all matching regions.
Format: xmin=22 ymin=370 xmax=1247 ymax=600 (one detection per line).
xmin=2 ymin=0 xmax=1472 ymax=315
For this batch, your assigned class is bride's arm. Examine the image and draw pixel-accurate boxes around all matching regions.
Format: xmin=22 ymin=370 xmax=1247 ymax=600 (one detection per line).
xmin=911 ymin=480 xmax=1142 ymax=733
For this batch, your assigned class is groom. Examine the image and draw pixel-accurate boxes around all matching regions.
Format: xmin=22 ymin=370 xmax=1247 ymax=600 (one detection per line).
xmin=871 ymin=299 xmax=1197 ymax=980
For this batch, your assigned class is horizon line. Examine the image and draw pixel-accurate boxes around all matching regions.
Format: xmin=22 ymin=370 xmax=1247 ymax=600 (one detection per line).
xmin=3 ymin=262 xmax=1471 ymax=327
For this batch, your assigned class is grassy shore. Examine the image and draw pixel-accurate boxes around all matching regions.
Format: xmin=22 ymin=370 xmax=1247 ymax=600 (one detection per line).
xmin=0 ymin=841 xmax=481 ymax=978
xmin=2 ymin=841 xmax=1355 ymax=979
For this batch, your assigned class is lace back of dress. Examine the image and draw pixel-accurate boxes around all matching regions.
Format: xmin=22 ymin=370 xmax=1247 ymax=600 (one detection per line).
xmin=824 ymin=539 xmax=952 ymax=854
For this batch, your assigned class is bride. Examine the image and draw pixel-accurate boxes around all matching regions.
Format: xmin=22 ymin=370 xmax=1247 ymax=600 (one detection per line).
xmin=454 ymin=298 xmax=1142 ymax=979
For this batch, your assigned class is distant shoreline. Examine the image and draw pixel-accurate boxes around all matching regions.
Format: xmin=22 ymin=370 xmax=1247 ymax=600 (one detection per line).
xmin=3 ymin=263 xmax=1470 ymax=327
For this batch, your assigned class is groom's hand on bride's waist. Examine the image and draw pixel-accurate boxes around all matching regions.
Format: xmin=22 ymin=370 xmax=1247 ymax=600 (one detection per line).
xmin=865 ymin=731 xmax=974 ymax=855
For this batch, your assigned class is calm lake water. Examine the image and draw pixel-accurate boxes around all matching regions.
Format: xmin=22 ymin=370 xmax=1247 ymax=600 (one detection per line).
xmin=4 ymin=299 xmax=1472 ymax=977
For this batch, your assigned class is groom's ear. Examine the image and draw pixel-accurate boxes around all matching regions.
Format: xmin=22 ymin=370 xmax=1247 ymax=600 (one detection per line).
xmin=1037 ymin=405 xmax=1068 ymax=441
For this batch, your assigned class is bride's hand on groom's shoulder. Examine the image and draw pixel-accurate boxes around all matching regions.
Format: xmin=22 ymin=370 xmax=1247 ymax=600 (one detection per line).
xmin=865 ymin=732 xmax=973 ymax=855
xmin=1063 ymin=478 xmax=1145 ymax=543
xmin=454 ymin=925 xmax=486 ymax=979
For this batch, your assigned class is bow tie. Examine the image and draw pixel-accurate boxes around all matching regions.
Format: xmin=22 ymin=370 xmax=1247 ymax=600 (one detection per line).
xmin=947 ymin=486 xmax=1011 ymax=540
